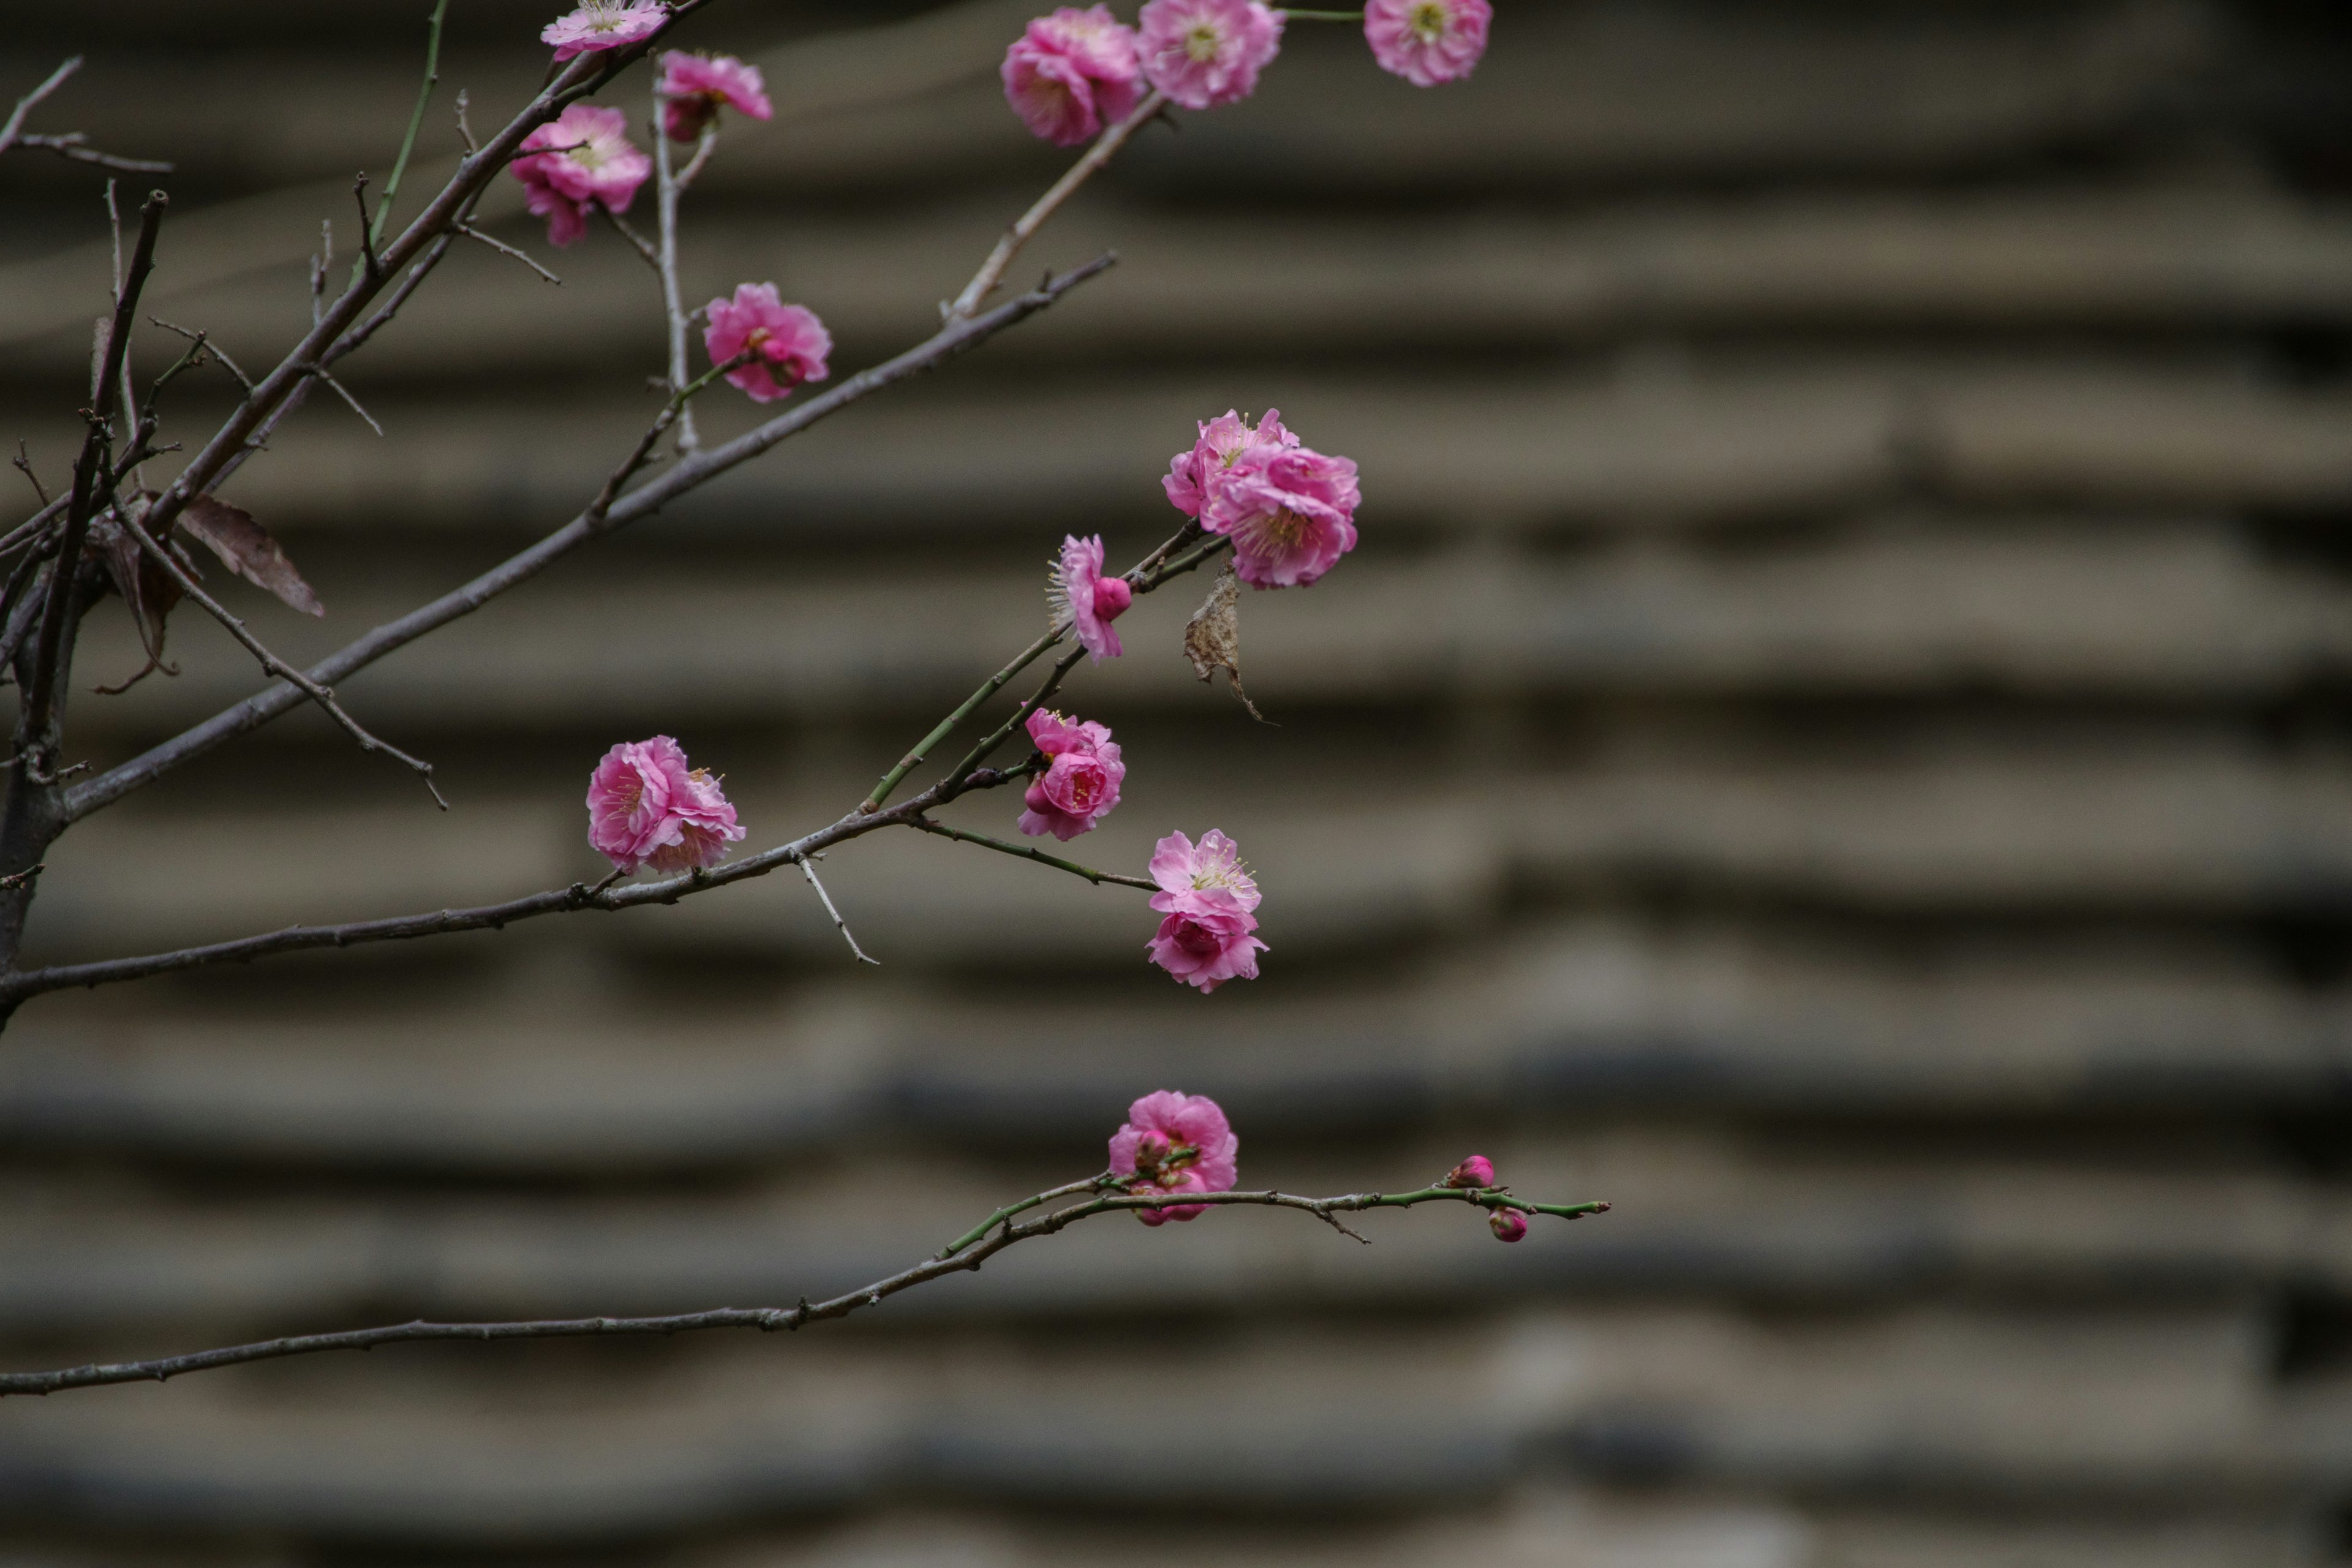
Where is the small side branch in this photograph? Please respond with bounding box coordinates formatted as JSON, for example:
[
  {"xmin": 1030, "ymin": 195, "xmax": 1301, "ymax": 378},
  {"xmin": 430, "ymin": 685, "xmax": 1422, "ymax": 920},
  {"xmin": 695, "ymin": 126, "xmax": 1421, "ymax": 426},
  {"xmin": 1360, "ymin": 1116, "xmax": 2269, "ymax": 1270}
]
[
  {"xmin": 0, "ymin": 57, "xmax": 80, "ymax": 154},
  {"xmin": 793, "ymin": 851, "xmax": 878, "ymax": 965},
  {"xmin": 0, "ymin": 1183, "xmax": 1609, "ymax": 1396},
  {"xmin": 948, "ymin": 89, "xmax": 1166, "ymax": 319},
  {"xmin": 454, "ymin": 223, "xmax": 561, "ymax": 284},
  {"xmin": 908, "ymin": 817, "xmax": 1156, "ymax": 891}
]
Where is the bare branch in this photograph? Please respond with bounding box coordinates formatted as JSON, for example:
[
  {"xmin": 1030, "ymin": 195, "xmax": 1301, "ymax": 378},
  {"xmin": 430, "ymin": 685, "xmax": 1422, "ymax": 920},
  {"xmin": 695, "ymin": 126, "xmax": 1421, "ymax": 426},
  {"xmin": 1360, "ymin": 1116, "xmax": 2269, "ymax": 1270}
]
[
  {"xmin": 600, "ymin": 205, "xmax": 662, "ymax": 270},
  {"xmin": 65, "ymin": 255, "xmax": 1118, "ymax": 823},
  {"xmin": 0, "ymin": 57, "xmax": 80, "ymax": 154},
  {"xmin": 307, "ymin": 364, "xmax": 383, "ymax": 436},
  {"xmin": 908, "ymin": 816, "xmax": 1156, "ymax": 891},
  {"xmin": 453, "ymin": 222, "xmax": 562, "ymax": 284},
  {"xmin": 653, "ymin": 94, "xmax": 705, "ymax": 453},
  {"xmin": 8, "ymin": 134, "xmax": 172, "ymax": 174},
  {"xmin": 115, "ymin": 513, "xmax": 444, "ymax": 808},
  {"xmin": 0, "ymin": 1183, "xmax": 1610, "ymax": 1396},
  {"xmin": 9, "ymin": 444, "xmax": 47, "ymax": 508},
  {"xmin": 795, "ymin": 851, "xmax": 878, "ymax": 965}
]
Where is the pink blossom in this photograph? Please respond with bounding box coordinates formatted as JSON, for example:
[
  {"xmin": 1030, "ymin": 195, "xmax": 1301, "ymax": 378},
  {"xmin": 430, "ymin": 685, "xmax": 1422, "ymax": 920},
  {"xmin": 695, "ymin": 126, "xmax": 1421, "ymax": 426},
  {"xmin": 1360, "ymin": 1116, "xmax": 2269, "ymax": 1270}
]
[
  {"xmin": 1048, "ymin": 534, "xmax": 1133, "ymax": 662},
  {"xmin": 659, "ymin": 52, "xmax": 773, "ymax": 141},
  {"xmin": 1137, "ymin": 0, "xmax": 1283, "ymax": 110},
  {"xmin": 541, "ymin": 1, "xmax": 668, "ymax": 62},
  {"xmin": 1109, "ymin": 1090, "xmax": 1239, "ymax": 1225},
  {"xmin": 1162, "ymin": 407, "xmax": 1298, "ymax": 521},
  {"xmin": 702, "ymin": 284, "xmax": 832, "ymax": 403},
  {"xmin": 586, "ymin": 736, "xmax": 745, "ymax": 875},
  {"xmin": 1001, "ymin": 6, "xmax": 1145, "ymax": 147},
  {"xmin": 1364, "ymin": 0, "xmax": 1491, "ymax": 86},
  {"xmin": 1488, "ymin": 1206, "xmax": 1529, "ymax": 1243},
  {"xmin": 1147, "ymin": 829, "xmax": 1265, "ymax": 993},
  {"xmin": 511, "ymin": 104, "xmax": 650, "ymax": 248},
  {"xmin": 1204, "ymin": 441, "xmax": 1362, "ymax": 589},
  {"xmin": 1446, "ymin": 1155, "xmax": 1496, "ymax": 1189},
  {"xmin": 1017, "ymin": 707, "xmax": 1124, "ymax": 842}
]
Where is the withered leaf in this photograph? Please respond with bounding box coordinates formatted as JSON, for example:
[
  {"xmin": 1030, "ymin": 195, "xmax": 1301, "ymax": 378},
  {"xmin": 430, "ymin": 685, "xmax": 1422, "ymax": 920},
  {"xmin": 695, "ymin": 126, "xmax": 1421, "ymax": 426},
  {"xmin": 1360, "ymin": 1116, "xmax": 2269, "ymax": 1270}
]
[
  {"xmin": 179, "ymin": 494, "xmax": 323, "ymax": 617},
  {"xmin": 1182, "ymin": 562, "xmax": 1267, "ymax": 723},
  {"xmin": 84, "ymin": 494, "xmax": 186, "ymax": 691}
]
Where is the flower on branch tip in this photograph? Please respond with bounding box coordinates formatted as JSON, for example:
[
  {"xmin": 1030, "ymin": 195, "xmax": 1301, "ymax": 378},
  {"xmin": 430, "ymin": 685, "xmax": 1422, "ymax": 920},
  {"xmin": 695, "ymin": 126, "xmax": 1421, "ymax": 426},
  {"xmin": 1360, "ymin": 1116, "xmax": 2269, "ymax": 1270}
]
[
  {"xmin": 1446, "ymin": 1154, "xmax": 1496, "ymax": 1189},
  {"xmin": 703, "ymin": 284, "xmax": 832, "ymax": 403},
  {"xmin": 1163, "ymin": 407, "xmax": 1297, "ymax": 521},
  {"xmin": 1208, "ymin": 439, "xmax": 1361, "ymax": 590},
  {"xmin": 1488, "ymin": 1205, "xmax": 1528, "ymax": 1243},
  {"xmin": 1110, "ymin": 1090, "xmax": 1238, "ymax": 1225},
  {"xmin": 660, "ymin": 51, "xmax": 773, "ymax": 141},
  {"xmin": 587, "ymin": 735, "xmax": 746, "ymax": 874},
  {"xmin": 1147, "ymin": 829, "xmax": 1265, "ymax": 993},
  {"xmin": 1018, "ymin": 708, "xmax": 1124, "ymax": 842},
  {"xmin": 1137, "ymin": 0, "xmax": 1283, "ymax": 110},
  {"xmin": 542, "ymin": 1, "xmax": 669, "ymax": 62},
  {"xmin": 1002, "ymin": 6, "xmax": 1144, "ymax": 147},
  {"xmin": 511, "ymin": 104, "xmax": 650, "ymax": 248},
  {"xmin": 1049, "ymin": 533, "xmax": 1132, "ymax": 662},
  {"xmin": 1365, "ymin": 0, "xmax": 1491, "ymax": 86}
]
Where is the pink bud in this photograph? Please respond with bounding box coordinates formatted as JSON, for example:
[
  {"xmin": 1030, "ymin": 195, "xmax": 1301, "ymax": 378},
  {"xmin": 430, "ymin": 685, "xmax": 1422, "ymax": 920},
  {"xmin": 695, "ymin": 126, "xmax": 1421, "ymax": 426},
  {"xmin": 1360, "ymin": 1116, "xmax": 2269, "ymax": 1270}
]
[
  {"xmin": 1093, "ymin": 574, "xmax": 1133, "ymax": 620},
  {"xmin": 1488, "ymin": 1206, "xmax": 1528, "ymax": 1243},
  {"xmin": 1446, "ymin": 1155, "xmax": 1496, "ymax": 1189}
]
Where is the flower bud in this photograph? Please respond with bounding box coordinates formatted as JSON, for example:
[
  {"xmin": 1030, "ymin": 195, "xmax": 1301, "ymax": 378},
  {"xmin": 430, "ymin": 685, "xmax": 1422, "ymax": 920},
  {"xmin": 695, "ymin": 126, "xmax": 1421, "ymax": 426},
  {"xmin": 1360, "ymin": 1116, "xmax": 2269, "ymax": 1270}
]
[
  {"xmin": 1445, "ymin": 1155, "xmax": 1496, "ymax": 1189},
  {"xmin": 1487, "ymin": 1206, "xmax": 1528, "ymax": 1243},
  {"xmin": 1093, "ymin": 574, "xmax": 1133, "ymax": 620}
]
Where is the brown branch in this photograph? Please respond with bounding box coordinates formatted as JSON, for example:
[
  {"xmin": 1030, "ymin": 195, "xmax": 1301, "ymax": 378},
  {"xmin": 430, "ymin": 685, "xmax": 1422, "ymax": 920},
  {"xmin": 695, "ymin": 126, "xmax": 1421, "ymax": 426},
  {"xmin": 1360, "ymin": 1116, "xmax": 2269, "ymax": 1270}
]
[
  {"xmin": 948, "ymin": 89, "xmax": 1166, "ymax": 318},
  {"xmin": 64, "ymin": 255, "xmax": 1118, "ymax": 824},
  {"xmin": 453, "ymin": 222, "xmax": 562, "ymax": 285},
  {"xmin": 8, "ymin": 134, "xmax": 172, "ymax": 174},
  {"xmin": 0, "ymin": 1184, "xmax": 1609, "ymax": 1396},
  {"xmin": 0, "ymin": 57, "xmax": 79, "ymax": 154}
]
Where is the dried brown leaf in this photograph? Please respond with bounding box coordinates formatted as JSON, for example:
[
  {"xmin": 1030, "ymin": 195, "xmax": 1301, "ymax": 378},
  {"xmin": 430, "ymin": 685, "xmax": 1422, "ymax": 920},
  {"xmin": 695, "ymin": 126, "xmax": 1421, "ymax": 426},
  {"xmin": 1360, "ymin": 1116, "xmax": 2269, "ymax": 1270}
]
[
  {"xmin": 1182, "ymin": 562, "xmax": 1267, "ymax": 723},
  {"xmin": 84, "ymin": 494, "xmax": 185, "ymax": 692},
  {"xmin": 179, "ymin": 494, "xmax": 322, "ymax": 617}
]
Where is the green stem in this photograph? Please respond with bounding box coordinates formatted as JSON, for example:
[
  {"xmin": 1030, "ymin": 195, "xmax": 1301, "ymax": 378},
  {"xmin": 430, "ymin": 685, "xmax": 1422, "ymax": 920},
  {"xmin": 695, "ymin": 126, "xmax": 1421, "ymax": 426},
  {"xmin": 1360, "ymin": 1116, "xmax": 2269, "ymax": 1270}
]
[
  {"xmin": 940, "ymin": 1173, "xmax": 1126, "ymax": 1258},
  {"xmin": 862, "ymin": 629, "xmax": 1063, "ymax": 812},
  {"xmin": 910, "ymin": 818, "xmax": 1156, "ymax": 890},
  {"xmin": 1139, "ymin": 532, "xmax": 1232, "ymax": 591},
  {"xmin": 937, "ymin": 642, "xmax": 1087, "ymax": 800},
  {"xmin": 356, "ymin": 0, "xmax": 450, "ymax": 284}
]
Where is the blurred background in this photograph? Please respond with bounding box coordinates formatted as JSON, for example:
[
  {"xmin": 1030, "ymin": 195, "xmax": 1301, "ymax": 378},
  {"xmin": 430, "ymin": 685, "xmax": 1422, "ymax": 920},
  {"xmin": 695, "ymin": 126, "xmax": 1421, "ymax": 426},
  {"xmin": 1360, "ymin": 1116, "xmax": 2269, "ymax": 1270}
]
[{"xmin": 4, "ymin": 0, "xmax": 2352, "ymax": 1562}]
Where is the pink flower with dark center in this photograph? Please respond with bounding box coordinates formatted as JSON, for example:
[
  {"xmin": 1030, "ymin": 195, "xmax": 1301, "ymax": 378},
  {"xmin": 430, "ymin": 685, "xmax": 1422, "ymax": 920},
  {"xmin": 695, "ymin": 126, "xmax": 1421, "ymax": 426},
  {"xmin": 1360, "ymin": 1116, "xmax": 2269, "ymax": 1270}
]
[
  {"xmin": 1446, "ymin": 1155, "xmax": 1496, "ymax": 1189},
  {"xmin": 1109, "ymin": 1089, "xmax": 1239, "ymax": 1225},
  {"xmin": 1488, "ymin": 1206, "xmax": 1529, "ymax": 1243},
  {"xmin": 542, "ymin": 1, "xmax": 668, "ymax": 62},
  {"xmin": 1017, "ymin": 707, "xmax": 1123, "ymax": 841},
  {"xmin": 659, "ymin": 52, "xmax": 774, "ymax": 141},
  {"xmin": 586, "ymin": 736, "xmax": 745, "ymax": 874},
  {"xmin": 1147, "ymin": 829, "xmax": 1265, "ymax": 993},
  {"xmin": 1001, "ymin": 6, "xmax": 1145, "ymax": 147},
  {"xmin": 1364, "ymin": 0, "xmax": 1491, "ymax": 86},
  {"xmin": 1162, "ymin": 407, "xmax": 1297, "ymax": 521},
  {"xmin": 703, "ymin": 283, "xmax": 832, "ymax": 403},
  {"xmin": 1047, "ymin": 533, "xmax": 1133, "ymax": 662},
  {"xmin": 1203, "ymin": 441, "xmax": 1362, "ymax": 589},
  {"xmin": 511, "ymin": 104, "xmax": 650, "ymax": 248},
  {"xmin": 1137, "ymin": 0, "xmax": 1283, "ymax": 110}
]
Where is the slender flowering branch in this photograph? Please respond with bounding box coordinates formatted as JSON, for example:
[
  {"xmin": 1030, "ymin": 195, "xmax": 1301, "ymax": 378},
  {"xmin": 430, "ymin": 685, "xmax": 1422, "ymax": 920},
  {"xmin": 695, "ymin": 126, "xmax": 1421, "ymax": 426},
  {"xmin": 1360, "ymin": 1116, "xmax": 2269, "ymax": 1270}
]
[
  {"xmin": 0, "ymin": 1182, "xmax": 1608, "ymax": 1396},
  {"xmin": 908, "ymin": 817, "xmax": 1158, "ymax": 889}
]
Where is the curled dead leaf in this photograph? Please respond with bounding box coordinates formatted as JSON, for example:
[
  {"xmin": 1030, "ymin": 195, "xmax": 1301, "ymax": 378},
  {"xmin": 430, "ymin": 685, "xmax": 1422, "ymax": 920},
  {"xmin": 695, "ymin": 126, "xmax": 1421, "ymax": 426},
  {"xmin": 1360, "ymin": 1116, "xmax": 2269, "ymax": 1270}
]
[
  {"xmin": 84, "ymin": 493, "xmax": 187, "ymax": 693},
  {"xmin": 179, "ymin": 494, "xmax": 322, "ymax": 617},
  {"xmin": 1182, "ymin": 562, "xmax": 1267, "ymax": 723}
]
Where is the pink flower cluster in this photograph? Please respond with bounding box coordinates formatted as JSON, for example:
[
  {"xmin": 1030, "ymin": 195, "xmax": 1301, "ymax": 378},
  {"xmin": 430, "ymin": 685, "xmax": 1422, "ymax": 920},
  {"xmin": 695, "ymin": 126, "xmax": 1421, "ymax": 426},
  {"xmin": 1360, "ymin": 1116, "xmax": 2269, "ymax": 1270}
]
[
  {"xmin": 586, "ymin": 736, "xmax": 745, "ymax": 875},
  {"xmin": 511, "ymin": 104, "xmax": 650, "ymax": 248},
  {"xmin": 1048, "ymin": 534, "xmax": 1133, "ymax": 662},
  {"xmin": 1164, "ymin": 409, "xmax": 1361, "ymax": 589},
  {"xmin": 541, "ymin": 1, "xmax": 668, "ymax": 62},
  {"xmin": 1147, "ymin": 829, "xmax": 1265, "ymax": 992},
  {"xmin": 658, "ymin": 51, "xmax": 772, "ymax": 141},
  {"xmin": 1109, "ymin": 1090, "xmax": 1238, "ymax": 1224},
  {"xmin": 1019, "ymin": 709, "xmax": 1125, "ymax": 842},
  {"xmin": 1364, "ymin": 0, "xmax": 1492, "ymax": 86},
  {"xmin": 1001, "ymin": 6, "xmax": 1145, "ymax": 147},
  {"xmin": 703, "ymin": 284, "xmax": 831, "ymax": 403}
]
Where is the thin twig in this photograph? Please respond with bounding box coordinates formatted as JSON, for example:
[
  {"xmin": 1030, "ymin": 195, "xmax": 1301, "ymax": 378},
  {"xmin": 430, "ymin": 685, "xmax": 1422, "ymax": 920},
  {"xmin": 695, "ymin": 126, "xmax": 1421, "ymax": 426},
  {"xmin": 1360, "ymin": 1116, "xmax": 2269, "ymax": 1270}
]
[
  {"xmin": 0, "ymin": 57, "xmax": 80, "ymax": 155},
  {"xmin": 306, "ymin": 364, "xmax": 383, "ymax": 437},
  {"xmin": 0, "ymin": 1183, "xmax": 1610, "ymax": 1396},
  {"xmin": 453, "ymin": 222, "xmax": 561, "ymax": 284},
  {"xmin": 351, "ymin": 176, "xmax": 381, "ymax": 277},
  {"xmin": 454, "ymin": 90, "xmax": 478, "ymax": 155},
  {"xmin": 908, "ymin": 817, "xmax": 1155, "ymax": 890},
  {"xmin": 794, "ymin": 851, "xmax": 878, "ymax": 965},
  {"xmin": 601, "ymin": 206, "xmax": 662, "ymax": 270},
  {"xmin": 8, "ymin": 134, "xmax": 172, "ymax": 175},
  {"xmin": 948, "ymin": 88, "xmax": 1164, "ymax": 319},
  {"xmin": 368, "ymin": 0, "xmax": 450, "ymax": 255},
  {"xmin": 151, "ymin": 318, "xmax": 255, "ymax": 393},
  {"xmin": 653, "ymin": 96, "xmax": 704, "ymax": 453},
  {"xmin": 9, "ymin": 445, "xmax": 46, "ymax": 508},
  {"xmin": 115, "ymin": 512, "xmax": 445, "ymax": 809}
]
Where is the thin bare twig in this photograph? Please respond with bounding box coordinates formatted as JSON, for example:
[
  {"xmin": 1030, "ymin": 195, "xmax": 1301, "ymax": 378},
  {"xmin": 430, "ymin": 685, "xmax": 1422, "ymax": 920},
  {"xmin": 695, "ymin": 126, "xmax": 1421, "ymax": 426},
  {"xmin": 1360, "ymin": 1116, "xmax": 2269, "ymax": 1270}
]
[
  {"xmin": 0, "ymin": 1183, "xmax": 1610, "ymax": 1395},
  {"xmin": 9, "ymin": 445, "xmax": 46, "ymax": 508},
  {"xmin": 151, "ymin": 318, "xmax": 255, "ymax": 393},
  {"xmin": 454, "ymin": 89, "xmax": 478, "ymax": 155},
  {"xmin": 115, "ymin": 512, "xmax": 445, "ymax": 809},
  {"xmin": 794, "ymin": 851, "xmax": 878, "ymax": 965},
  {"xmin": 306, "ymin": 364, "xmax": 383, "ymax": 437},
  {"xmin": 351, "ymin": 176, "xmax": 381, "ymax": 277},
  {"xmin": 653, "ymin": 96, "xmax": 707, "ymax": 453},
  {"xmin": 0, "ymin": 57, "xmax": 79, "ymax": 154},
  {"xmin": 454, "ymin": 222, "xmax": 561, "ymax": 284},
  {"xmin": 909, "ymin": 818, "xmax": 1157, "ymax": 890},
  {"xmin": 948, "ymin": 89, "xmax": 1165, "ymax": 319},
  {"xmin": 601, "ymin": 205, "xmax": 662, "ymax": 270}
]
